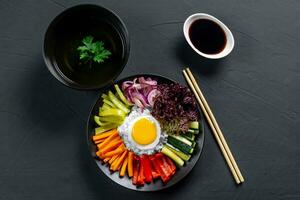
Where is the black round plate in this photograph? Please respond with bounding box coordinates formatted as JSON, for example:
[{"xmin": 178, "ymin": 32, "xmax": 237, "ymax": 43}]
[{"xmin": 86, "ymin": 74, "xmax": 205, "ymax": 191}]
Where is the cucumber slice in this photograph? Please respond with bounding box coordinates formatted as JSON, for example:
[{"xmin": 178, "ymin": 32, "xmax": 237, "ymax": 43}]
[
  {"xmin": 188, "ymin": 129, "xmax": 199, "ymax": 134},
  {"xmin": 191, "ymin": 141, "xmax": 196, "ymax": 148},
  {"xmin": 181, "ymin": 132, "xmax": 195, "ymax": 141},
  {"xmin": 189, "ymin": 121, "xmax": 199, "ymax": 129},
  {"xmin": 167, "ymin": 137, "xmax": 194, "ymax": 154},
  {"xmin": 161, "ymin": 146, "xmax": 184, "ymax": 167},
  {"xmin": 170, "ymin": 135, "xmax": 193, "ymax": 146},
  {"xmin": 166, "ymin": 144, "xmax": 191, "ymax": 161}
]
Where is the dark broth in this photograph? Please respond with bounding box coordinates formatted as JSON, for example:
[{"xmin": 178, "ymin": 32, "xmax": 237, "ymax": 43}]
[
  {"xmin": 54, "ymin": 15, "xmax": 124, "ymax": 86},
  {"xmin": 189, "ymin": 19, "xmax": 226, "ymax": 54}
]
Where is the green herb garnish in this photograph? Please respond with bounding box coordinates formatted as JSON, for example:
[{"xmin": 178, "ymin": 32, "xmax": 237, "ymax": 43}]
[{"xmin": 77, "ymin": 36, "xmax": 111, "ymax": 64}]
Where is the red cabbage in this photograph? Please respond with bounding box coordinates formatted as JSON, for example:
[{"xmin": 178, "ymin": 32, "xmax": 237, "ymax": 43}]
[{"xmin": 151, "ymin": 83, "xmax": 199, "ymax": 134}]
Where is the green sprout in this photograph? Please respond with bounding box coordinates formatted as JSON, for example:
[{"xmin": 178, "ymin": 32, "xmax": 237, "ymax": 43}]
[{"xmin": 77, "ymin": 36, "xmax": 111, "ymax": 66}]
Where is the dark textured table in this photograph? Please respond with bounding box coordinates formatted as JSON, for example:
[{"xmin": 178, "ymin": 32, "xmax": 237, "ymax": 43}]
[{"xmin": 0, "ymin": 0, "xmax": 299, "ymax": 199}]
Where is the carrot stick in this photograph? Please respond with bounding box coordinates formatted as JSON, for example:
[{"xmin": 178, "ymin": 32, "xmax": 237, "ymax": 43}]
[
  {"xmin": 97, "ymin": 131, "xmax": 119, "ymax": 149},
  {"xmin": 103, "ymin": 157, "xmax": 111, "ymax": 163},
  {"xmin": 112, "ymin": 150, "xmax": 128, "ymax": 171},
  {"xmin": 98, "ymin": 136, "xmax": 120, "ymax": 151},
  {"xmin": 110, "ymin": 154, "xmax": 122, "ymax": 170},
  {"xmin": 104, "ymin": 144, "xmax": 125, "ymax": 158},
  {"xmin": 96, "ymin": 150, "xmax": 103, "ymax": 159},
  {"xmin": 99, "ymin": 139, "xmax": 122, "ymax": 155},
  {"xmin": 95, "ymin": 138, "xmax": 105, "ymax": 144},
  {"xmin": 93, "ymin": 129, "xmax": 117, "ymax": 141},
  {"xmin": 127, "ymin": 152, "xmax": 134, "ymax": 177},
  {"xmin": 120, "ymin": 157, "xmax": 128, "ymax": 177},
  {"xmin": 109, "ymin": 154, "xmax": 120, "ymax": 165}
]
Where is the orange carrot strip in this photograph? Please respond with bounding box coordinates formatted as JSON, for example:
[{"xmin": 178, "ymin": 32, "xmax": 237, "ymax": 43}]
[
  {"xmin": 96, "ymin": 150, "xmax": 103, "ymax": 159},
  {"xmin": 97, "ymin": 136, "xmax": 120, "ymax": 154},
  {"xmin": 103, "ymin": 157, "xmax": 111, "ymax": 163},
  {"xmin": 110, "ymin": 149, "xmax": 127, "ymax": 171},
  {"xmin": 104, "ymin": 144, "xmax": 125, "ymax": 158},
  {"xmin": 110, "ymin": 154, "xmax": 122, "ymax": 170},
  {"xmin": 120, "ymin": 157, "xmax": 128, "ymax": 177},
  {"xmin": 93, "ymin": 129, "xmax": 117, "ymax": 141},
  {"xmin": 109, "ymin": 154, "xmax": 120, "ymax": 165},
  {"xmin": 97, "ymin": 131, "xmax": 119, "ymax": 149},
  {"xmin": 95, "ymin": 138, "xmax": 105, "ymax": 144},
  {"xmin": 127, "ymin": 151, "xmax": 134, "ymax": 177},
  {"xmin": 99, "ymin": 139, "xmax": 122, "ymax": 155},
  {"xmin": 112, "ymin": 150, "xmax": 128, "ymax": 171}
]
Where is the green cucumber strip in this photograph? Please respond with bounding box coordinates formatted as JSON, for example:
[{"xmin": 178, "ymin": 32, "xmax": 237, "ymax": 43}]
[
  {"xmin": 170, "ymin": 135, "xmax": 193, "ymax": 146},
  {"xmin": 188, "ymin": 129, "xmax": 199, "ymax": 134},
  {"xmin": 181, "ymin": 132, "xmax": 195, "ymax": 141},
  {"xmin": 189, "ymin": 121, "xmax": 199, "ymax": 129},
  {"xmin": 161, "ymin": 146, "xmax": 184, "ymax": 166},
  {"xmin": 167, "ymin": 137, "xmax": 194, "ymax": 154},
  {"xmin": 165, "ymin": 144, "xmax": 191, "ymax": 161},
  {"xmin": 191, "ymin": 141, "xmax": 196, "ymax": 148}
]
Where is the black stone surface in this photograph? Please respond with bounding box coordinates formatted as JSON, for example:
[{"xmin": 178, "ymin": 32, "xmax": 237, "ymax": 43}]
[{"xmin": 0, "ymin": 0, "xmax": 299, "ymax": 199}]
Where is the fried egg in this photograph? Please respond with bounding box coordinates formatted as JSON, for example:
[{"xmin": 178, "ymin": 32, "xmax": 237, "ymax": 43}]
[{"xmin": 118, "ymin": 106, "xmax": 167, "ymax": 155}]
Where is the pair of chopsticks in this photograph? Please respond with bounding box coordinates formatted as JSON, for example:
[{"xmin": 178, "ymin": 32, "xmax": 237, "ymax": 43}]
[{"xmin": 183, "ymin": 68, "xmax": 244, "ymax": 184}]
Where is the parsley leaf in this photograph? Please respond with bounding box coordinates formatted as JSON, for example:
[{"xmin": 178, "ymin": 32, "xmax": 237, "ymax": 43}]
[{"xmin": 77, "ymin": 36, "xmax": 111, "ymax": 64}]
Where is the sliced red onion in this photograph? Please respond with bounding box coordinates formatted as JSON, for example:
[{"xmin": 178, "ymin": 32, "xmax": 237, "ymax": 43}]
[
  {"xmin": 132, "ymin": 92, "xmax": 149, "ymax": 107},
  {"xmin": 121, "ymin": 77, "xmax": 158, "ymax": 108},
  {"xmin": 132, "ymin": 98, "xmax": 144, "ymax": 109},
  {"xmin": 122, "ymin": 81, "xmax": 133, "ymax": 91},
  {"xmin": 141, "ymin": 86, "xmax": 154, "ymax": 97},
  {"xmin": 147, "ymin": 89, "xmax": 160, "ymax": 107},
  {"xmin": 138, "ymin": 77, "xmax": 157, "ymax": 86}
]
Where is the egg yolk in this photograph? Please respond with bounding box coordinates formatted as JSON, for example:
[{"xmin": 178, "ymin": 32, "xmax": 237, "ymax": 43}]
[{"xmin": 132, "ymin": 118, "xmax": 157, "ymax": 145}]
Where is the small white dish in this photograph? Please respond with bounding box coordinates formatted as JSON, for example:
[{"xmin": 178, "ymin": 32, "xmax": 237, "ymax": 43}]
[{"xmin": 183, "ymin": 13, "xmax": 235, "ymax": 59}]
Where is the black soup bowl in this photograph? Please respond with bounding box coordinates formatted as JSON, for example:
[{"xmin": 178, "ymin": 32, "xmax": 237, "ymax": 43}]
[{"xmin": 43, "ymin": 4, "xmax": 130, "ymax": 90}]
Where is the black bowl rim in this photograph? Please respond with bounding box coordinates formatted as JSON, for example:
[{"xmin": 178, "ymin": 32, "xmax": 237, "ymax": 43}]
[
  {"xmin": 43, "ymin": 4, "xmax": 130, "ymax": 90},
  {"xmin": 86, "ymin": 73, "xmax": 205, "ymax": 191}
]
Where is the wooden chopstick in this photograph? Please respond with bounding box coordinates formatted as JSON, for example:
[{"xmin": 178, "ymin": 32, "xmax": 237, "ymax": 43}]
[
  {"xmin": 185, "ymin": 68, "xmax": 244, "ymax": 183},
  {"xmin": 183, "ymin": 68, "xmax": 244, "ymax": 184}
]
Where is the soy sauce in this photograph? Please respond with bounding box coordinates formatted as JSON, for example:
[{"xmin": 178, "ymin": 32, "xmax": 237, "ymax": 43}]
[{"xmin": 189, "ymin": 19, "xmax": 226, "ymax": 54}]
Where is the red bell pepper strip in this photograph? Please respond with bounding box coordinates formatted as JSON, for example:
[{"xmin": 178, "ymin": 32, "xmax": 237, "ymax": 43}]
[
  {"xmin": 151, "ymin": 153, "xmax": 171, "ymax": 183},
  {"xmin": 141, "ymin": 155, "xmax": 152, "ymax": 183},
  {"xmin": 149, "ymin": 155, "xmax": 160, "ymax": 179},
  {"xmin": 163, "ymin": 155, "xmax": 176, "ymax": 176},
  {"xmin": 132, "ymin": 155, "xmax": 139, "ymax": 185},
  {"xmin": 137, "ymin": 158, "xmax": 145, "ymax": 186}
]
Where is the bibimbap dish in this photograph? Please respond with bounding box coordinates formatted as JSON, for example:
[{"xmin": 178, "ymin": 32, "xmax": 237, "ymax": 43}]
[{"xmin": 87, "ymin": 75, "xmax": 204, "ymax": 191}]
